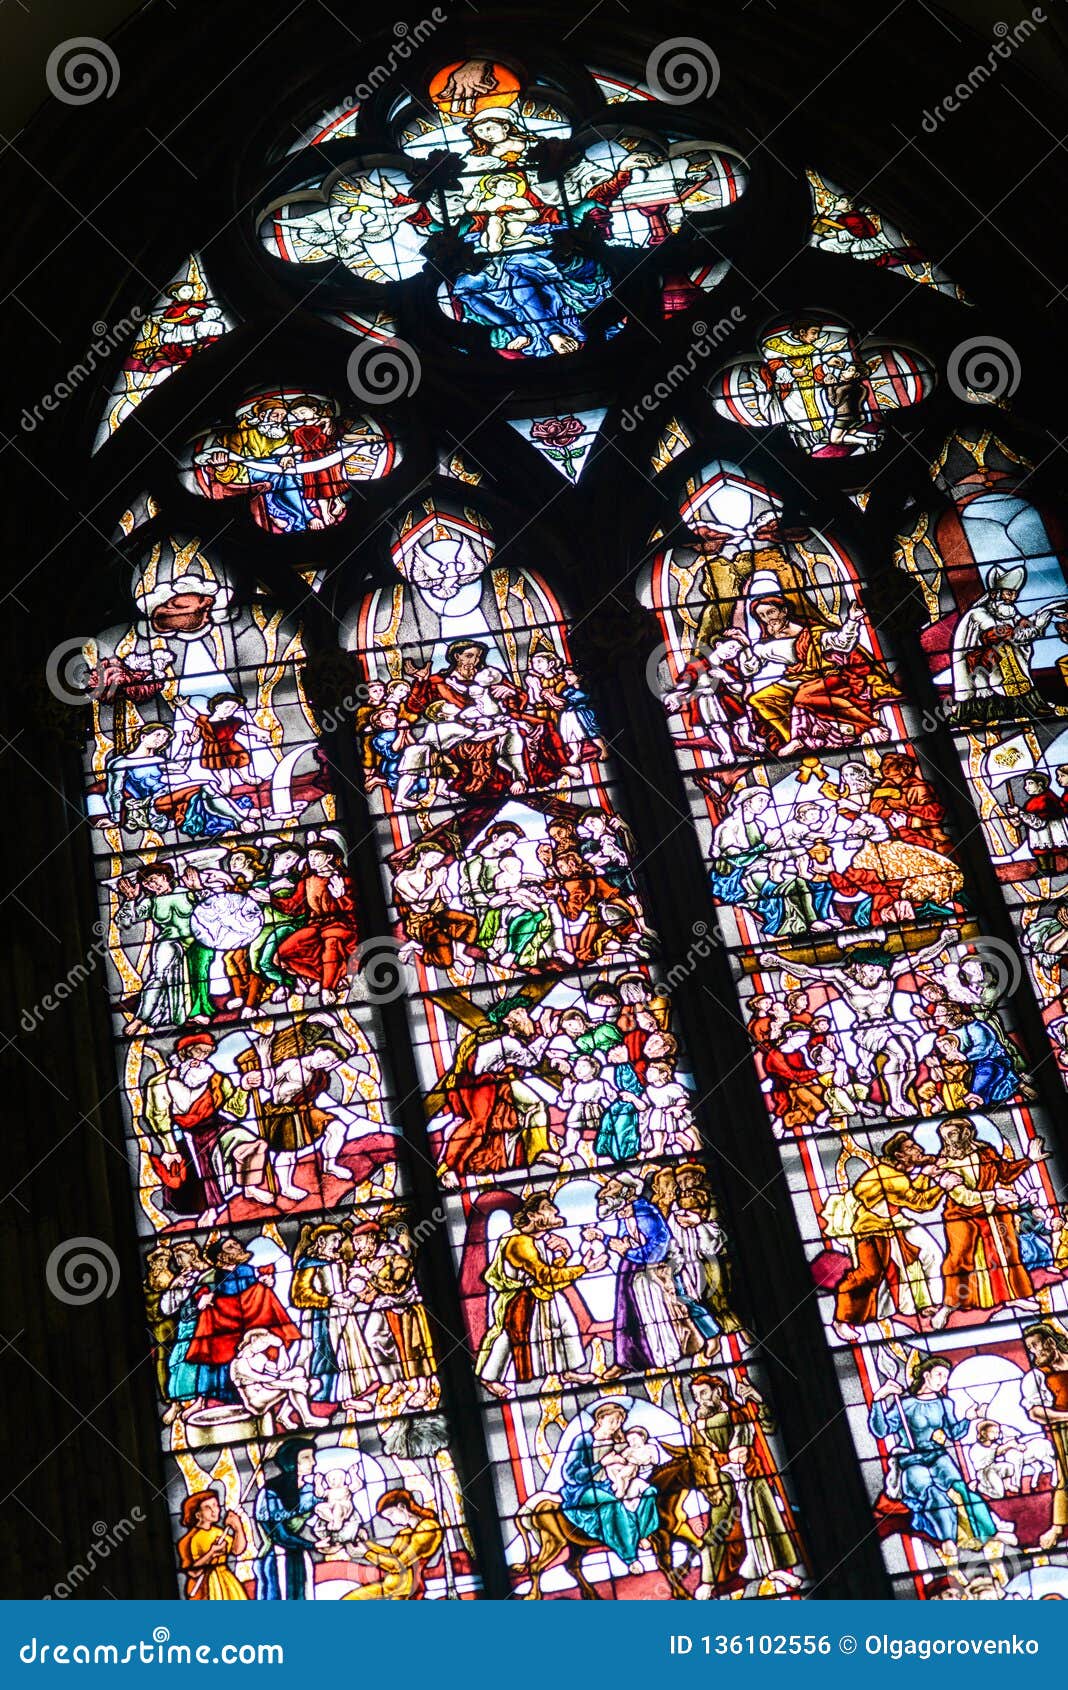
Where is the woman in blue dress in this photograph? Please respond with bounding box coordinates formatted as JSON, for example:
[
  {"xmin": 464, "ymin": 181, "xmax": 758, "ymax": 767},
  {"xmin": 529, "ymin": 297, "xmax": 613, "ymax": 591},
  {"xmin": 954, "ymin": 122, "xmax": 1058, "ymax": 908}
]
[
  {"xmin": 559, "ymin": 1400, "xmax": 660, "ymax": 1572},
  {"xmin": 944, "ymin": 1004, "xmax": 1024, "ymax": 1105},
  {"xmin": 451, "ymin": 241, "xmax": 613, "ymax": 359},
  {"xmin": 869, "ymin": 1355, "xmax": 1014, "ymax": 1554},
  {"xmin": 103, "ymin": 723, "xmax": 253, "ymax": 840}
]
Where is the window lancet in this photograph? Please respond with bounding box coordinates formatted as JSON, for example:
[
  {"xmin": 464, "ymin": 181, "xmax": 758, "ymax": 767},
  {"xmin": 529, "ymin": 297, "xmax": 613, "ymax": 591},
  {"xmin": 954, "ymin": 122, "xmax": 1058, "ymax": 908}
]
[
  {"xmin": 81, "ymin": 536, "xmax": 481, "ymax": 1600},
  {"xmin": 805, "ymin": 168, "xmax": 971, "ymax": 301},
  {"xmin": 896, "ymin": 431, "xmax": 1068, "ymax": 1090},
  {"xmin": 640, "ymin": 458, "xmax": 1068, "ymax": 1598},
  {"xmin": 94, "ymin": 256, "xmax": 233, "ymax": 453}
]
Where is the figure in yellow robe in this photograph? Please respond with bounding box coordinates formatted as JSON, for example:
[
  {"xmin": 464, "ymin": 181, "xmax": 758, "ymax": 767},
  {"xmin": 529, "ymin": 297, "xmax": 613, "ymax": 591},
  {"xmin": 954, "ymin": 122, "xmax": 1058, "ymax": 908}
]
[
  {"xmin": 343, "ymin": 1491, "xmax": 444, "ymax": 1600},
  {"xmin": 176, "ymin": 1492, "xmax": 248, "ymax": 1600}
]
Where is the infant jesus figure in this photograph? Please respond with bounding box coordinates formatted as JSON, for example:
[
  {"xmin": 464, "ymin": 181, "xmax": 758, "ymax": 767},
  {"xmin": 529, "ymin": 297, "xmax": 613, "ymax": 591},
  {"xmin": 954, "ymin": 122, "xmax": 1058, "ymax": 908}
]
[{"xmin": 600, "ymin": 1427, "xmax": 660, "ymax": 1504}]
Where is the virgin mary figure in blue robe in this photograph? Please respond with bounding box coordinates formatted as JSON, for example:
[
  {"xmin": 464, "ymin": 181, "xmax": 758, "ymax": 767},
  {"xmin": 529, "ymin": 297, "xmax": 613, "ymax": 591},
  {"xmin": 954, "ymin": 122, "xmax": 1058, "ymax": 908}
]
[
  {"xmin": 559, "ymin": 1415, "xmax": 659, "ymax": 1566},
  {"xmin": 451, "ymin": 249, "xmax": 612, "ymax": 358}
]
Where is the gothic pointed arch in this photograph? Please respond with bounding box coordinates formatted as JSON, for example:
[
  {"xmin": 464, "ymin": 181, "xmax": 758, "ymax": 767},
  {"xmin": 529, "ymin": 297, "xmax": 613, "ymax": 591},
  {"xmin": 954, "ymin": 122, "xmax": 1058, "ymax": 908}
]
[{"xmin": 9, "ymin": 1, "xmax": 1068, "ymax": 1605}]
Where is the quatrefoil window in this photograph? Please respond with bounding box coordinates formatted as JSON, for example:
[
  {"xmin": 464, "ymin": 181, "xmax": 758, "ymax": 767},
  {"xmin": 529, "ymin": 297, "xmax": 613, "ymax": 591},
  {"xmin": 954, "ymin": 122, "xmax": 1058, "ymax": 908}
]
[
  {"xmin": 711, "ymin": 316, "xmax": 934, "ymax": 458},
  {"xmin": 258, "ymin": 57, "xmax": 747, "ymax": 359}
]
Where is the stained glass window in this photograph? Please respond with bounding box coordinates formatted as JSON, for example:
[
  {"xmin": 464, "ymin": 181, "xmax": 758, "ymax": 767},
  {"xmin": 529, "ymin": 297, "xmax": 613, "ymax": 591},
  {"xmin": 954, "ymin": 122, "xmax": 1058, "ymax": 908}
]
[
  {"xmin": 81, "ymin": 535, "xmax": 481, "ymax": 1599},
  {"xmin": 710, "ymin": 318, "xmax": 933, "ymax": 459},
  {"xmin": 68, "ymin": 29, "xmax": 1068, "ymax": 1605},
  {"xmin": 640, "ymin": 455, "xmax": 1068, "ymax": 1598},
  {"xmin": 896, "ymin": 429, "xmax": 1068, "ymax": 1086},
  {"xmin": 257, "ymin": 61, "xmax": 747, "ymax": 362},
  {"xmin": 95, "ymin": 257, "xmax": 233, "ymax": 452},
  {"xmin": 340, "ymin": 496, "xmax": 807, "ymax": 1598},
  {"xmin": 180, "ymin": 391, "xmax": 399, "ymax": 535},
  {"xmin": 805, "ymin": 169, "xmax": 970, "ymax": 300}
]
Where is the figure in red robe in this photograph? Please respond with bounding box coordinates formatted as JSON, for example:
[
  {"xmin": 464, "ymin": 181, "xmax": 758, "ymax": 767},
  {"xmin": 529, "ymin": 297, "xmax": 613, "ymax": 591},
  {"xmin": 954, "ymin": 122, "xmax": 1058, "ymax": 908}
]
[
  {"xmin": 932, "ymin": 1118, "xmax": 1038, "ymax": 1322},
  {"xmin": 871, "ymin": 752, "xmax": 955, "ymax": 856},
  {"xmin": 274, "ymin": 844, "xmax": 360, "ymax": 998},
  {"xmin": 763, "ymin": 1026, "xmax": 825, "ymax": 1133},
  {"xmin": 290, "ymin": 400, "xmax": 350, "ymax": 527},
  {"xmin": 189, "ymin": 693, "xmax": 251, "ymax": 774},
  {"xmin": 185, "ymin": 1237, "xmax": 300, "ymax": 1400}
]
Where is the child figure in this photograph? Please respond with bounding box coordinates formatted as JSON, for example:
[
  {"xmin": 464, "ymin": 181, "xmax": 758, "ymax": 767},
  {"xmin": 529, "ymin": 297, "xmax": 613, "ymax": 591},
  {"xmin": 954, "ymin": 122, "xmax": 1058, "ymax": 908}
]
[
  {"xmin": 468, "ymin": 172, "xmax": 544, "ymax": 253},
  {"xmin": 642, "ymin": 1062, "xmax": 698, "ymax": 1156},
  {"xmin": 662, "ymin": 632, "xmax": 763, "ymax": 759},
  {"xmin": 313, "ymin": 1466, "xmax": 358, "ymax": 1541},
  {"xmin": 927, "ymin": 1032, "xmax": 976, "ymax": 1112},
  {"xmin": 559, "ymin": 1054, "xmax": 640, "ymax": 1162},
  {"xmin": 559, "ymin": 1053, "xmax": 612, "ymax": 1148},
  {"xmin": 368, "ymin": 706, "xmax": 406, "ymax": 792},
  {"xmin": 970, "ymin": 1420, "xmax": 1029, "ymax": 1501},
  {"xmin": 811, "ymin": 1042, "xmax": 857, "ymax": 1129},
  {"xmin": 355, "ymin": 681, "xmax": 388, "ymax": 777},
  {"xmin": 394, "ymin": 718, "xmax": 442, "ymax": 809},
  {"xmin": 385, "ymin": 678, "xmax": 414, "ymax": 712},
  {"xmin": 600, "ymin": 1427, "xmax": 660, "ymax": 1502},
  {"xmin": 178, "ymin": 692, "xmax": 276, "ymax": 796},
  {"xmin": 558, "ymin": 666, "xmax": 605, "ymax": 764},
  {"xmin": 485, "ymin": 851, "xmax": 555, "ymax": 969},
  {"xmin": 794, "ymin": 800, "xmax": 838, "ymax": 929}
]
